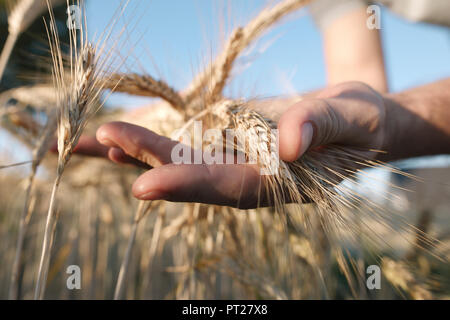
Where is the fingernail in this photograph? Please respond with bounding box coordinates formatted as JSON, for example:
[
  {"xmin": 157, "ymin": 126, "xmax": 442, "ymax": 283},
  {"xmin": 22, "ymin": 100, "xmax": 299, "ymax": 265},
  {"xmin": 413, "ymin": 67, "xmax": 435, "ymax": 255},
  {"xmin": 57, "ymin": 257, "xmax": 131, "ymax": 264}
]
[
  {"xmin": 96, "ymin": 130, "xmax": 111, "ymax": 144},
  {"xmin": 136, "ymin": 190, "xmax": 168, "ymax": 200},
  {"xmin": 97, "ymin": 136, "xmax": 111, "ymax": 145},
  {"xmin": 298, "ymin": 122, "xmax": 313, "ymax": 158}
]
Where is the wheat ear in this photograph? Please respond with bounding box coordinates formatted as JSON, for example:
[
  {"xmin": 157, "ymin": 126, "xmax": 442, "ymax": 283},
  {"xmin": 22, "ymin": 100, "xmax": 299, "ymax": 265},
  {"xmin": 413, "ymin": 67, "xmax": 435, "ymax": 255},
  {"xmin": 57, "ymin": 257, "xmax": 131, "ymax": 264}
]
[
  {"xmin": 207, "ymin": 99, "xmax": 439, "ymax": 263},
  {"xmin": 34, "ymin": 0, "xmax": 120, "ymax": 299},
  {"xmin": 184, "ymin": 0, "xmax": 311, "ymax": 107},
  {"xmin": 104, "ymin": 73, "xmax": 185, "ymax": 112}
]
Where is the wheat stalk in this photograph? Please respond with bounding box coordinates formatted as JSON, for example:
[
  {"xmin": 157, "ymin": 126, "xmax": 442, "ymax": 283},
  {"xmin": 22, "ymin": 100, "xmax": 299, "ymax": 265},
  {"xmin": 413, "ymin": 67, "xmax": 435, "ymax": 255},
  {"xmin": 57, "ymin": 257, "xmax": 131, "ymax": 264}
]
[
  {"xmin": 9, "ymin": 113, "xmax": 56, "ymax": 300},
  {"xmin": 0, "ymin": 160, "xmax": 33, "ymax": 169},
  {"xmin": 140, "ymin": 203, "xmax": 166, "ymax": 298},
  {"xmin": 114, "ymin": 200, "xmax": 152, "ymax": 300},
  {"xmin": 34, "ymin": 0, "xmax": 122, "ymax": 299}
]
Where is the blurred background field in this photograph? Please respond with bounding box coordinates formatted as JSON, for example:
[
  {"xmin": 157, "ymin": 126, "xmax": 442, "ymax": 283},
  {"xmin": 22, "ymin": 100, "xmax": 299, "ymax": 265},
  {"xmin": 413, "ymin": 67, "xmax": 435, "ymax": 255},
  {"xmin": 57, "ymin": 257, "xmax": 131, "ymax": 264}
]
[{"xmin": 0, "ymin": 0, "xmax": 449, "ymax": 299}]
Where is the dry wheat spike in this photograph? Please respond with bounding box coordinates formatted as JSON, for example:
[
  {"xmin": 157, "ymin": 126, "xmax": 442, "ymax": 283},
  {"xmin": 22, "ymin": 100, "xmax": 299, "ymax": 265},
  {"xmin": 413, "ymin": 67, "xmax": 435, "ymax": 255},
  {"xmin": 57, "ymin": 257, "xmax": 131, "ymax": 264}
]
[
  {"xmin": 104, "ymin": 73, "xmax": 185, "ymax": 112},
  {"xmin": 103, "ymin": 0, "xmax": 310, "ymax": 116},
  {"xmin": 34, "ymin": 0, "xmax": 123, "ymax": 299},
  {"xmin": 184, "ymin": 0, "xmax": 311, "ymax": 108}
]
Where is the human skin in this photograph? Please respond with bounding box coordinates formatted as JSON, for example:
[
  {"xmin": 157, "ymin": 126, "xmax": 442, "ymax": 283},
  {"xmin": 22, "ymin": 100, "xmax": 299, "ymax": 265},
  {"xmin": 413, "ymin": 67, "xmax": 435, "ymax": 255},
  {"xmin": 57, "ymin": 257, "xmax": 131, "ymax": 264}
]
[
  {"xmin": 72, "ymin": 79, "xmax": 450, "ymax": 208},
  {"xmin": 322, "ymin": 7, "xmax": 388, "ymax": 93}
]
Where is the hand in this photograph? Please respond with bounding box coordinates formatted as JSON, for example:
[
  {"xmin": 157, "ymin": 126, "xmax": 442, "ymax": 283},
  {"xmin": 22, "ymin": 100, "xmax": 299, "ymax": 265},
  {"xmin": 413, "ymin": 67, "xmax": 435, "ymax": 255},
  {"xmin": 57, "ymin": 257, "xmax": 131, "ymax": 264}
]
[
  {"xmin": 278, "ymin": 81, "xmax": 387, "ymax": 163},
  {"xmin": 72, "ymin": 81, "xmax": 389, "ymax": 208},
  {"xmin": 95, "ymin": 122, "xmax": 266, "ymax": 209}
]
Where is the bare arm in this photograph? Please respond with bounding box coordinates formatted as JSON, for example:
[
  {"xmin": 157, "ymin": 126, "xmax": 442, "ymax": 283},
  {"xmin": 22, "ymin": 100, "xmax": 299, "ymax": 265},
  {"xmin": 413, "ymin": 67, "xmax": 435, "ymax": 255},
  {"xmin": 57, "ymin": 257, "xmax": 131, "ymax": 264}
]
[
  {"xmin": 321, "ymin": 6, "xmax": 388, "ymax": 92},
  {"xmin": 278, "ymin": 79, "xmax": 450, "ymax": 164},
  {"xmin": 70, "ymin": 79, "xmax": 450, "ymax": 208},
  {"xmin": 382, "ymin": 78, "xmax": 450, "ymax": 161}
]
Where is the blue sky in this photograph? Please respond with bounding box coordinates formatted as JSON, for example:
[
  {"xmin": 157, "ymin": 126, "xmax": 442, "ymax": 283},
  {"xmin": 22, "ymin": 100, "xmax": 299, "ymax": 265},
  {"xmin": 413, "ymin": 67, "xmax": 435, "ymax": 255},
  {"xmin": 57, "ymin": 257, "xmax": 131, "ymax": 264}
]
[{"xmin": 85, "ymin": 0, "xmax": 450, "ymax": 108}]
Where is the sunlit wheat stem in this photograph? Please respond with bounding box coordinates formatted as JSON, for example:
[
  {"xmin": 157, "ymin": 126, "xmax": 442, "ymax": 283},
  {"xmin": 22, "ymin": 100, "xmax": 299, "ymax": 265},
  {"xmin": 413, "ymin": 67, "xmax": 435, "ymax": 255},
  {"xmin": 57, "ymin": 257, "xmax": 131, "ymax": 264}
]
[
  {"xmin": 114, "ymin": 200, "xmax": 152, "ymax": 299},
  {"xmin": 35, "ymin": 0, "xmax": 123, "ymax": 299},
  {"xmin": 34, "ymin": 174, "xmax": 61, "ymax": 299},
  {"xmin": 10, "ymin": 115, "xmax": 56, "ymax": 300},
  {"xmin": 0, "ymin": 160, "xmax": 33, "ymax": 169},
  {"xmin": 9, "ymin": 172, "xmax": 34, "ymax": 300}
]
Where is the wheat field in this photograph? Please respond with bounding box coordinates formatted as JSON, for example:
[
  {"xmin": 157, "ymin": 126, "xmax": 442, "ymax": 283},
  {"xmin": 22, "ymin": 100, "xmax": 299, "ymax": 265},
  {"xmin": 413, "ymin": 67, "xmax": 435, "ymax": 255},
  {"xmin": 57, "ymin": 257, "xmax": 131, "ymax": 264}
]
[{"xmin": 0, "ymin": 0, "xmax": 448, "ymax": 300}]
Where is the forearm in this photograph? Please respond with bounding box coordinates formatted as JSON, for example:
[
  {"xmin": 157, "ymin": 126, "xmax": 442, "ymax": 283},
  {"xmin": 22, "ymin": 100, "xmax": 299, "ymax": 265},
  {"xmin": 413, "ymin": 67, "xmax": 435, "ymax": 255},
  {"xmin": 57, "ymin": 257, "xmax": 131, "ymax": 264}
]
[
  {"xmin": 381, "ymin": 78, "xmax": 450, "ymax": 161},
  {"xmin": 323, "ymin": 7, "xmax": 388, "ymax": 93}
]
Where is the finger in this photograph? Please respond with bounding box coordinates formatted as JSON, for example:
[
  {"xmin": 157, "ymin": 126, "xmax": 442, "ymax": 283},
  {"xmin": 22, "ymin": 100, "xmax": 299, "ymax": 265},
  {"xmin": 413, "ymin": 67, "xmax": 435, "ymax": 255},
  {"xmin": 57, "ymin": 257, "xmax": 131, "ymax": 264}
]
[
  {"xmin": 69, "ymin": 136, "xmax": 110, "ymax": 158},
  {"xmin": 132, "ymin": 163, "xmax": 266, "ymax": 209},
  {"xmin": 278, "ymin": 82, "xmax": 386, "ymax": 162},
  {"xmin": 96, "ymin": 121, "xmax": 179, "ymax": 167},
  {"xmin": 108, "ymin": 147, "xmax": 151, "ymax": 169},
  {"xmin": 50, "ymin": 140, "xmax": 58, "ymax": 153},
  {"xmin": 278, "ymin": 98, "xmax": 355, "ymax": 162},
  {"xmin": 278, "ymin": 99, "xmax": 326, "ymax": 162}
]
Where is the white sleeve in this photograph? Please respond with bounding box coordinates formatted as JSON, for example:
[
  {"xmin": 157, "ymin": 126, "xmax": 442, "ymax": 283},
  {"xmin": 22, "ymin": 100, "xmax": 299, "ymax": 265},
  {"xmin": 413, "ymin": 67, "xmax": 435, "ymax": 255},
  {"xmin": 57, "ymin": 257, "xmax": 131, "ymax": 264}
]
[
  {"xmin": 309, "ymin": 0, "xmax": 369, "ymax": 32},
  {"xmin": 383, "ymin": 0, "xmax": 450, "ymax": 27}
]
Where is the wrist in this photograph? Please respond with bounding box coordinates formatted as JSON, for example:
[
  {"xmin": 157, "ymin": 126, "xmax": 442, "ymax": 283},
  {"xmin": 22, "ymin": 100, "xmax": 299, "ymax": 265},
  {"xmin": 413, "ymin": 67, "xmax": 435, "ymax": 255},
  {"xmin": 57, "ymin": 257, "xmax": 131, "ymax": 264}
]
[
  {"xmin": 380, "ymin": 81, "xmax": 450, "ymax": 161},
  {"xmin": 379, "ymin": 93, "xmax": 412, "ymax": 162}
]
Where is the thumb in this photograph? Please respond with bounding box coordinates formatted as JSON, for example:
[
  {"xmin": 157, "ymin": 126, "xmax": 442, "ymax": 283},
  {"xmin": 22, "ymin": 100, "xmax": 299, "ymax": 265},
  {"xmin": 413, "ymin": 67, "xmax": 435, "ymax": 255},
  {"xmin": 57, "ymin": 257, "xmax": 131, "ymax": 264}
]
[{"xmin": 277, "ymin": 98, "xmax": 349, "ymax": 162}]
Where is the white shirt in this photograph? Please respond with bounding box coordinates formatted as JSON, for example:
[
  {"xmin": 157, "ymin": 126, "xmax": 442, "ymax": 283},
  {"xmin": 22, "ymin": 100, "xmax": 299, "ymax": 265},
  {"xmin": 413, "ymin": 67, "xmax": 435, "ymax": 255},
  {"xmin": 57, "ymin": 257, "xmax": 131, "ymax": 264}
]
[{"xmin": 309, "ymin": 0, "xmax": 450, "ymax": 30}]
